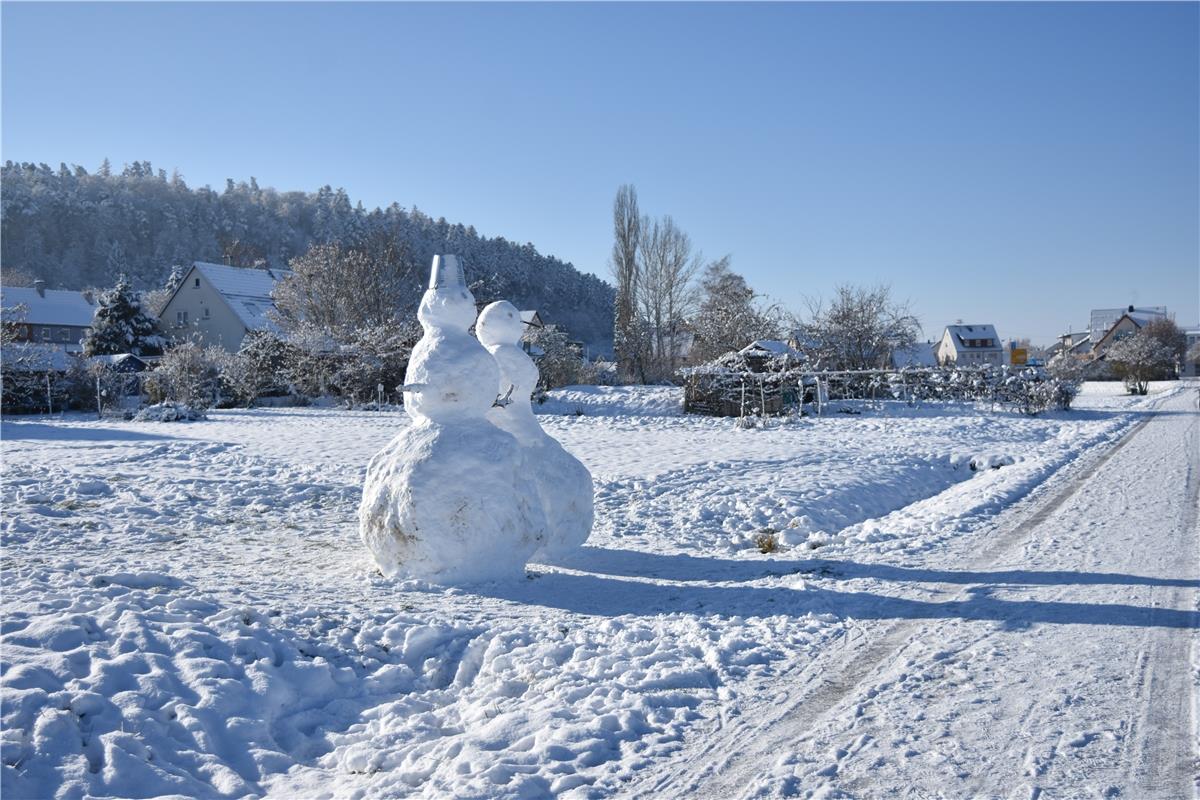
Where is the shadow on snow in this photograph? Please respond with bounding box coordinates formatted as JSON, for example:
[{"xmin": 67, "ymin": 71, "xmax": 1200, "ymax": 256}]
[{"xmin": 495, "ymin": 547, "xmax": 1200, "ymax": 630}]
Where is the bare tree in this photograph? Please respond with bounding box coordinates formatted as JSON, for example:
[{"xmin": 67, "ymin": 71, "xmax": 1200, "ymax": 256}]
[
  {"xmin": 610, "ymin": 185, "xmax": 641, "ymax": 382},
  {"xmin": 273, "ymin": 236, "xmax": 420, "ymax": 339},
  {"xmin": 798, "ymin": 284, "xmax": 920, "ymax": 370},
  {"xmin": 636, "ymin": 214, "xmax": 702, "ymax": 379}
]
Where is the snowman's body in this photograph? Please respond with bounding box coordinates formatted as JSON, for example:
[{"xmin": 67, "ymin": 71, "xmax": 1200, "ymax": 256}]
[
  {"xmin": 477, "ymin": 301, "xmax": 594, "ymax": 561},
  {"xmin": 358, "ymin": 257, "xmax": 545, "ymax": 583}
]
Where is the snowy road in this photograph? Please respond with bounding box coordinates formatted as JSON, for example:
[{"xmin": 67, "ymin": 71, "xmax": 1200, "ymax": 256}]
[{"xmin": 630, "ymin": 385, "xmax": 1199, "ymax": 799}]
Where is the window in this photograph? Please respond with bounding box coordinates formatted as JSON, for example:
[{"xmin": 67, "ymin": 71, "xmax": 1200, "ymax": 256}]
[
  {"xmin": 203, "ymin": 306, "xmax": 210, "ymax": 319},
  {"xmin": 177, "ymin": 311, "xmax": 189, "ymax": 327},
  {"xmin": 194, "ymin": 277, "xmax": 200, "ymax": 288},
  {"xmin": 40, "ymin": 327, "xmax": 50, "ymax": 340},
  {"xmin": 58, "ymin": 328, "xmax": 70, "ymax": 342}
]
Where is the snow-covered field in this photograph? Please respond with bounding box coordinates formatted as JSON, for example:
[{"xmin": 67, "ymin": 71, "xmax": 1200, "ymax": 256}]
[{"xmin": 2, "ymin": 381, "xmax": 1196, "ymax": 799}]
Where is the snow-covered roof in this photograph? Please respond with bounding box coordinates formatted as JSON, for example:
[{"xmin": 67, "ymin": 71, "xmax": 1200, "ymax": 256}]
[
  {"xmin": 1, "ymin": 343, "xmax": 75, "ymax": 371},
  {"xmin": 891, "ymin": 342, "xmax": 937, "ymax": 368},
  {"xmin": 740, "ymin": 339, "xmax": 803, "ymax": 359},
  {"xmin": 1089, "ymin": 306, "xmax": 1166, "ymax": 340},
  {"xmin": 1124, "ymin": 311, "xmax": 1161, "ymax": 327},
  {"xmin": 87, "ymin": 353, "xmax": 149, "ymax": 371},
  {"xmin": 1, "ymin": 286, "xmax": 96, "ymax": 327},
  {"xmin": 944, "ymin": 324, "xmax": 1001, "ymax": 349},
  {"xmin": 192, "ymin": 262, "xmax": 291, "ymax": 332},
  {"xmin": 519, "ymin": 310, "xmax": 542, "ymax": 328}
]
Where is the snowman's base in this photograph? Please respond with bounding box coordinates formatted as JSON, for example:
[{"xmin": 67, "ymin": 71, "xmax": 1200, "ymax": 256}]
[
  {"xmin": 359, "ymin": 419, "xmax": 546, "ymax": 584},
  {"xmin": 526, "ymin": 437, "xmax": 595, "ymax": 561}
]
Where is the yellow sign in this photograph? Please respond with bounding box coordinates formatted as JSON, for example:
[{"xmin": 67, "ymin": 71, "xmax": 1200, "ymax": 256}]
[{"xmin": 1010, "ymin": 348, "xmax": 1028, "ymax": 365}]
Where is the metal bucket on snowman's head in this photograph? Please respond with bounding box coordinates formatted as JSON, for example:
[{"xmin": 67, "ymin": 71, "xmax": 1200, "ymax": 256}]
[{"xmin": 429, "ymin": 254, "xmax": 466, "ymax": 290}]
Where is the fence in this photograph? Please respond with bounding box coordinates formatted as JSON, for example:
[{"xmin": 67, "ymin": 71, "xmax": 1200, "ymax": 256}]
[{"xmin": 682, "ymin": 364, "xmax": 1078, "ymax": 419}]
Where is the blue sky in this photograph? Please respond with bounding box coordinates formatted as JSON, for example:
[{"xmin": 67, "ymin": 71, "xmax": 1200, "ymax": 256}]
[{"xmin": 3, "ymin": 2, "xmax": 1197, "ymax": 343}]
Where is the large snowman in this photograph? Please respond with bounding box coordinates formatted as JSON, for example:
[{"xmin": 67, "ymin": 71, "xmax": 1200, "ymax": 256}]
[
  {"xmin": 359, "ymin": 256, "xmax": 546, "ymax": 582},
  {"xmin": 477, "ymin": 301, "xmax": 594, "ymax": 560}
]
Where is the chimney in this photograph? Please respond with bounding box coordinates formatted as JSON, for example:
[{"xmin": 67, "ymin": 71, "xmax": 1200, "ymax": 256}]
[
  {"xmin": 1128, "ymin": 304, "xmax": 1135, "ymax": 313},
  {"xmin": 33, "ymin": 279, "xmax": 46, "ymax": 298}
]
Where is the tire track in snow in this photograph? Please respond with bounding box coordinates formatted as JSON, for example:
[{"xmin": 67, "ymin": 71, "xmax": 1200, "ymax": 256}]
[{"xmin": 625, "ymin": 393, "xmax": 1193, "ymax": 799}]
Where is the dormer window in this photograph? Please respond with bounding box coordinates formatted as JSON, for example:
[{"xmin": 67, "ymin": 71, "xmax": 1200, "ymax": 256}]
[{"xmin": 194, "ymin": 278, "xmax": 200, "ymax": 288}]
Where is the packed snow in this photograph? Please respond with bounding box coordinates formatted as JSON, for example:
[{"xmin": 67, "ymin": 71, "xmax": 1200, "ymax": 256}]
[{"xmin": 1, "ymin": 380, "xmax": 1194, "ymax": 799}]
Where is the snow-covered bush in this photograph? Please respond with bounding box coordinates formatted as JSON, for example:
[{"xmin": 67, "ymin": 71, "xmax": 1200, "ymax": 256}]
[
  {"xmin": 523, "ymin": 324, "xmax": 585, "ymax": 390},
  {"xmin": 144, "ymin": 339, "xmax": 223, "ymax": 411},
  {"xmin": 133, "ymin": 401, "xmax": 206, "ymax": 422},
  {"xmin": 681, "ymin": 359, "xmax": 1079, "ymax": 418},
  {"xmin": 1107, "ymin": 331, "xmax": 1176, "ymax": 395},
  {"xmin": 217, "ymin": 331, "xmax": 294, "ymax": 407},
  {"xmin": 328, "ymin": 322, "xmax": 420, "ymax": 404}
]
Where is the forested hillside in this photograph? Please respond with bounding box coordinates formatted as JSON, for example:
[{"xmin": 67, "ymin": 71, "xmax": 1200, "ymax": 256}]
[{"xmin": 1, "ymin": 161, "xmax": 614, "ymax": 349}]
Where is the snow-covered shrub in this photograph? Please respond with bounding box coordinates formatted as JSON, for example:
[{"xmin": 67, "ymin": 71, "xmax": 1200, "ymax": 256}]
[
  {"xmin": 328, "ymin": 322, "xmax": 419, "ymax": 404},
  {"xmin": 680, "ymin": 359, "xmax": 1079, "ymax": 418},
  {"xmin": 523, "ymin": 324, "xmax": 585, "ymax": 390},
  {"xmin": 133, "ymin": 401, "xmax": 206, "ymax": 422},
  {"xmin": 144, "ymin": 339, "xmax": 223, "ymax": 411},
  {"xmin": 754, "ymin": 528, "xmax": 779, "ymax": 553},
  {"xmin": 217, "ymin": 331, "xmax": 294, "ymax": 407},
  {"xmin": 1107, "ymin": 330, "xmax": 1176, "ymax": 395}
]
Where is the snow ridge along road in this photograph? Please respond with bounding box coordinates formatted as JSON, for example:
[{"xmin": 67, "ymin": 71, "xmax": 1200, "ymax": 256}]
[{"xmin": 630, "ymin": 385, "xmax": 1199, "ymax": 800}]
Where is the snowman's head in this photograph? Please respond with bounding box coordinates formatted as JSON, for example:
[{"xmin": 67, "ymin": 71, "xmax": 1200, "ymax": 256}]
[
  {"xmin": 476, "ymin": 301, "xmax": 524, "ymax": 348},
  {"xmin": 417, "ymin": 255, "xmax": 477, "ymax": 331}
]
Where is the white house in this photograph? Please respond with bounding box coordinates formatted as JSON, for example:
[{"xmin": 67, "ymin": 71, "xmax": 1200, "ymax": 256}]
[
  {"xmin": 1089, "ymin": 306, "xmax": 1166, "ymax": 343},
  {"xmin": 157, "ymin": 262, "xmax": 291, "ymax": 352},
  {"xmin": 1183, "ymin": 326, "xmax": 1200, "ymax": 378},
  {"xmin": 1091, "ymin": 309, "xmax": 1166, "ymax": 360},
  {"xmin": 936, "ymin": 324, "xmax": 1003, "ymax": 367},
  {"xmin": 1, "ymin": 280, "xmax": 96, "ymax": 352}
]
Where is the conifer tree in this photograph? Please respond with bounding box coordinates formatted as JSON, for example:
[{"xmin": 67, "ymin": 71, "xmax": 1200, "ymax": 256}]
[{"xmin": 82, "ymin": 275, "xmax": 164, "ymax": 356}]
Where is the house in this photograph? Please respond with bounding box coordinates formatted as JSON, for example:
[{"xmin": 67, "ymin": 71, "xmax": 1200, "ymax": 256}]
[
  {"xmin": 87, "ymin": 353, "xmax": 150, "ymax": 373},
  {"xmin": 1089, "ymin": 306, "xmax": 1166, "ymax": 343},
  {"xmin": 936, "ymin": 324, "xmax": 1003, "ymax": 367},
  {"xmin": 1091, "ymin": 308, "xmax": 1164, "ymax": 359},
  {"xmin": 157, "ymin": 262, "xmax": 291, "ymax": 352},
  {"xmin": 1, "ymin": 280, "xmax": 96, "ymax": 352},
  {"xmin": 1183, "ymin": 327, "xmax": 1200, "ymax": 378},
  {"xmin": 1048, "ymin": 331, "xmax": 1092, "ymax": 364},
  {"xmin": 890, "ymin": 341, "xmax": 937, "ymax": 369},
  {"xmin": 519, "ymin": 310, "xmax": 543, "ymax": 329}
]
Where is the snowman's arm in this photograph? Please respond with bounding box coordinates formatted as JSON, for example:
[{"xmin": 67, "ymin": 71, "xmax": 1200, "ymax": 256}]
[{"xmin": 493, "ymin": 384, "xmax": 515, "ymax": 408}]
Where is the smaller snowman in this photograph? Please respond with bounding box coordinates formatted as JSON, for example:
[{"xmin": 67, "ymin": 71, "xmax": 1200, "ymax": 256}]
[
  {"xmin": 358, "ymin": 256, "xmax": 546, "ymax": 583},
  {"xmin": 477, "ymin": 301, "xmax": 594, "ymax": 561}
]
